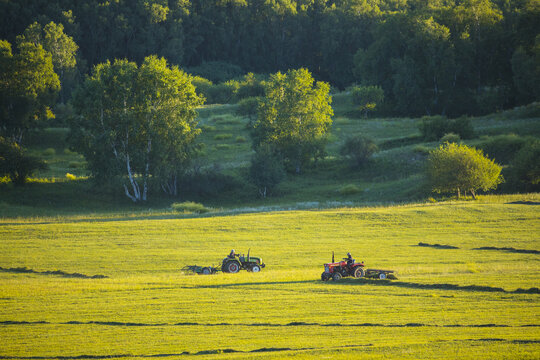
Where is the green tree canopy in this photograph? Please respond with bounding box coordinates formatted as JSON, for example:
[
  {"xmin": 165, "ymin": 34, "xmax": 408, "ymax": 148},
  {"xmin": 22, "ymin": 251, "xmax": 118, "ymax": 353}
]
[
  {"xmin": 0, "ymin": 39, "xmax": 60, "ymax": 143},
  {"xmin": 252, "ymin": 68, "xmax": 333, "ymax": 173},
  {"xmin": 71, "ymin": 56, "xmax": 203, "ymax": 202},
  {"xmin": 427, "ymin": 142, "xmax": 503, "ymax": 199}
]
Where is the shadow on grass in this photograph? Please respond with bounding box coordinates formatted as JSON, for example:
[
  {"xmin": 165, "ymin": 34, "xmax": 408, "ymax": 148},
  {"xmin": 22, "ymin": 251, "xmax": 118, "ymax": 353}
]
[
  {"xmin": 328, "ymin": 278, "xmax": 540, "ymax": 294},
  {"xmin": 0, "ymin": 267, "xmax": 107, "ymax": 279},
  {"xmin": 415, "ymin": 242, "xmax": 460, "ymax": 249},
  {"xmin": 472, "ymin": 246, "xmax": 540, "ymax": 255}
]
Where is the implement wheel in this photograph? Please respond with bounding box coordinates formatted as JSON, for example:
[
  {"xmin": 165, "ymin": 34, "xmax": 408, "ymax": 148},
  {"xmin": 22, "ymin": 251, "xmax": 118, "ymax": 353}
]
[{"xmin": 201, "ymin": 267, "xmax": 211, "ymax": 275}]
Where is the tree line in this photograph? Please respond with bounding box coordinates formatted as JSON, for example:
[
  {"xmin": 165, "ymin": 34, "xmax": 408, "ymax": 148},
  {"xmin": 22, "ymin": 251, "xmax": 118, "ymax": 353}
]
[{"xmin": 1, "ymin": 0, "xmax": 539, "ymax": 116}]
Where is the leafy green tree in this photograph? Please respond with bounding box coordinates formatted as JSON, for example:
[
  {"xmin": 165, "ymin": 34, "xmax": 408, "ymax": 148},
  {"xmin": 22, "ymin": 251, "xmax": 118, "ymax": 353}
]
[
  {"xmin": 510, "ymin": 139, "xmax": 540, "ymax": 190},
  {"xmin": 71, "ymin": 56, "xmax": 203, "ymax": 202},
  {"xmin": 0, "ymin": 136, "xmax": 46, "ymax": 185},
  {"xmin": 0, "ymin": 39, "xmax": 60, "ymax": 143},
  {"xmin": 252, "ymin": 68, "xmax": 333, "ymax": 173},
  {"xmin": 427, "ymin": 142, "xmax": 503, "ymax": 199},
  {"xmin": 249, "ymin": 144, "xmax": 286, "ymax": 198},
  {"xmin": 512, "ymin": 36, "xmax": 540, "ymax": 104},
  {"xmin": 340, "ymin": 135, "xmax": 378, "ymax": 168},
  {"xmin": 351, "ymin": 86, "xmax": 384, "ymax": 117}
]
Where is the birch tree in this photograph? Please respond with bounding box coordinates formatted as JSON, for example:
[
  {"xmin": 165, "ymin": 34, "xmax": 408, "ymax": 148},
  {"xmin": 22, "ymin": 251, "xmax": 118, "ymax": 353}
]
[{"xmin": 71, "ymin": 56, "xmax": 202, "ymax": 202}]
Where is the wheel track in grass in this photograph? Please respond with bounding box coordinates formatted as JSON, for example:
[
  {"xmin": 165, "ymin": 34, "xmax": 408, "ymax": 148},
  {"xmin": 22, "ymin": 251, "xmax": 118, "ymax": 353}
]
[
  {"xmin": 1, "ymin": 320, "xmax": 538, "ymax": 328},
  {"xmin": 0, "ymin": 340, "xmax": 539, "ymax": 359}
]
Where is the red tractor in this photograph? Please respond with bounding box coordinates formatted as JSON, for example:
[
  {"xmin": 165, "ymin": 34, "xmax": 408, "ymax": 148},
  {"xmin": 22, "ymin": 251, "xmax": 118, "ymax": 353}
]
[{"xmin": 321, "ymin": 252, "xmax": 365, "ymax": 281}]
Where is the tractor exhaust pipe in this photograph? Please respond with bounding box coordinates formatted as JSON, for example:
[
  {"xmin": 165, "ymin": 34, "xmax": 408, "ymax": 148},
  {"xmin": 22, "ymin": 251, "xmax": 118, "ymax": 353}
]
[{"xmin": 332, "ymin": 251, "xmax": 334, "ymax": 263}]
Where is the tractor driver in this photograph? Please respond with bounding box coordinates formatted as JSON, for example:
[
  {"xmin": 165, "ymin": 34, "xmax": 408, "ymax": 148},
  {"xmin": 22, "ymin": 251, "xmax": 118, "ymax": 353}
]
[
  {"xmin": 228, "ymin": 249, "xmax": 237, "ymax": 258},
  {"xmin": 346, "ymin": 252, "xmax": 355, "ymax": 267}
]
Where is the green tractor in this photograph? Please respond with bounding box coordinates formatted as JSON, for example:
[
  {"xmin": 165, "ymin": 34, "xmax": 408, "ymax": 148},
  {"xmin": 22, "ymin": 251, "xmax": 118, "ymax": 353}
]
[{"xmin": 222, "ymin": 249, "xmax": 265, "ymax": 273}]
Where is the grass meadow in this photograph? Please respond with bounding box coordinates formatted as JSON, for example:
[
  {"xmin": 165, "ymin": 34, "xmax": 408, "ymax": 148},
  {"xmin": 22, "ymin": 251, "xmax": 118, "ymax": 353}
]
[{"xmin": 1, "ymin": 194, "xmax": 539, "ymax": 359}]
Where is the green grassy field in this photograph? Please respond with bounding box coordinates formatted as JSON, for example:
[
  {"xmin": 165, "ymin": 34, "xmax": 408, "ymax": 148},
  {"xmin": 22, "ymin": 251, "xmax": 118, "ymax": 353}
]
[{"xmin": 1, "ymin": 194, "xmax": 539, "ymax": 359}]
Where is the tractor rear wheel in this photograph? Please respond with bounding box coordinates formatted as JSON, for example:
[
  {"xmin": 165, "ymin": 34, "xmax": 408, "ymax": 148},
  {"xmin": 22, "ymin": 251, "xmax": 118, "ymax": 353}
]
[
  {"xmin": 201, "ymin": 267, "xmax": 211, "ymax": 275},
  {"xmin": 250, "ymin": 265, "xmax": 261, "ymax": 273},
  {"xmin": 321, "ymin": 273, "xmax": 330, "ymax": 281},
  {"xmin": 225, "ymin": 261, "xmax": 240, "ymax": 273},
  {"xmin": 332, "ymin": 272, "xmax": 342, "ymax": 281},
  {"xmin": 354, "ymin": 267, "xmax": 365, "ymax": 278}
]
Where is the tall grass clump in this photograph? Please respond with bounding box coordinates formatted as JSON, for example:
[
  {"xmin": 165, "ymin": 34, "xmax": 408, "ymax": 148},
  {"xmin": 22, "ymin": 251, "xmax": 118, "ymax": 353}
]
[{"xmin": 171, "ymin": 201, "xmax": 211, "ymax": 214}]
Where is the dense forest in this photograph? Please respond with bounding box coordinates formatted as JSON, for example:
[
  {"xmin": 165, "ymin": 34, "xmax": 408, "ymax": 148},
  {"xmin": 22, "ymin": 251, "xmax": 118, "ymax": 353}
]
[{"xmin": 1, "ymin": 0, "xmax": 539, "ymax": 116}]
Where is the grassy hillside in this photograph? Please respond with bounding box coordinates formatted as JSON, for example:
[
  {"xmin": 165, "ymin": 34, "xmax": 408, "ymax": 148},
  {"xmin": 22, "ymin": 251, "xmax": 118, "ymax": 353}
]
[
  {"xmin": 1, "ymin": 95, "xmax": 538, "ymax": 217},
  {"xmin": 0, "ymin": 194, "xmax": 539, "ymax": 358}
]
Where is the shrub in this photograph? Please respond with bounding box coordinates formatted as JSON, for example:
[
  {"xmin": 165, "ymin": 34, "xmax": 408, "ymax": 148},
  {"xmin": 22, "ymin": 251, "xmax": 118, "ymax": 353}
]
[
  {"xmin": 338, "ymin": 184, "xmax": 362, "ymax": 195},
  {"xmin": 214, "ymin": 134, "xmax": 233, "ymax": 140},
  {"xmin": 43, "ymin": 148, "xmax": 56, "ymax": 156},
  {"xmin": 236, "ymin": 97, "xmax": 260, "ymax": 121},
  {"xmin": 339, "ymin": 135, "xmax": 378, "ymax": 168},
  {"xmin": 440, "ymin": 133, "xmax": 461, "ymax": 143},
  {"xmin": 171, "ymin": 201, "xmax": 211, "ymax": 214},
  {"xmin": 413, "ymin": 145, "xmax": 432, "ymax": 155},
  {"xmin": 235, "ymin": 136, "xmax": 247, "ymax": 143},
  {"xmin": 191, "ymin": 76, "xmax": 213, "ymax": 100},
  {"xmin": 63, "ymin": 148, "xmax": 75, "ymax": 155},
  {"xmin": 427, "ymin": 142, "xmax": 503, "ymax": 199},
  {"xmin": 419, "ymin": 116, "xmax": 474, "ymax": 141},
  {"xmin": 477, "ymin": 134, "xmax": 528, "ymax": 164},
  {"xmin": 509, "ymin": 139, "xmax": 540, "ymax": 190},
  {"xmin": 249, "ymin": 145, "xmax": 285, "ymax": 198},
  {"xmin": 187, "ymin": 61, "xmax": 244, "ymax": 83},
  {"xmin": 351, "ymin": 85, "xmax": 384, "ymax": 117},
  {"xmin": 205, "ymin": 83, "xmax": 236, "ymax": 104},
  {"xmin": 0, "ymin": 137, "xmax": 47, "ymax": 185},
  {"xmin": 65, "ymin": 173, "xmax": 77, "ymax": 180}
]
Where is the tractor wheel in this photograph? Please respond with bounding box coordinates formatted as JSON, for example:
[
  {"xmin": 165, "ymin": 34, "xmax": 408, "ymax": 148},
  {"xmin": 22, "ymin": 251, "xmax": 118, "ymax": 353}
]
[
  {"xmin": 321, "ymin": 273, "xmax": 330, "ymax": 281},
  {"xmin": 201, "ymin": 267, "xmax": 211, "ymax": 275},
  {"xmin": 250, "ymin": 265, "xmax": 261, "ymax": 273},
  {"xmin": 225, "ymin": 261, "xmax": 240, "ymax": 274},
  {"xmin": 354, "ymin": 267, "xmax": 365, "ymax": 278},
  {"xmin": 332, "ymin": 272, "xmax": 342, "ymax": 281},
  {"xmin": 379, "ymin": 273, "xmax": 387, "ymax": 280}
]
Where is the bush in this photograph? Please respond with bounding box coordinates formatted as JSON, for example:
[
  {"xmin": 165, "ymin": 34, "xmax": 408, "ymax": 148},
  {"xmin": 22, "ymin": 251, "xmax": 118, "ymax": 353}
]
[
  {"xmin": 187, "ymin": 61, "xmax": 244, "ymax": 83},
  {"xmin": 204, "ymin": 83, "xmax": 236, "ymax": 104},
  {"xmin": 339, "ymin": 136, "xmax": 378, "ymax": 168},
  {"xmin": 191, "ymin": 76, "xmax": 213, "ymax": 100},
  {"xmin": 351, "ymin": 85, "xmax": 384, "ymax": 117},
  {"xmin": 477, "ymin": 134, "xmax": 528, "ymax": 165},
  {"xmin": 214, "ymin": 134, "xmax": 233, "ymax": 140},
  {"xmin": 65, "ymin": 173, "xmax": 77, "ymax": 180},
  {"xmin": 0, "ymin": 137, "xmax": 47, "ymax": 185},
  {"xmin": 440, "ymin": 133, "xmax": 461, "ymax": 143},
  {"xmin": 249, "ymin": 145, "xmax": 286, "ymax": 198},
  {"xmin": 235, "ymin": 136, "xmax": 247, "ymax": 143},
  {"xmin": 171, "ymin": 201, "xmax": 211, "ymax": 214},
  {"xmin": 43, "ymin": 148, "xmax": 56, "ymax": 156},
  {"xmin": 236, "ymin": 97, "xmax": 260, "ymax": 121},
  {"xmin": 338, "ymin": 184, "xmax": 362, "ymax": 195},
  {"xmin": 419, "ymin": 116, "xmax": 474, "ymax": 141},
  {"xmin": 178, "ymin": 167, "xmax": 244, "ymax": 198},
  {"xmin": 509, "ymin": 139, "xmax": 540, "ymax": 190},
  {"xmin": 412, "ymin": 145, "xmax": 432, "ymax": 155}
]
